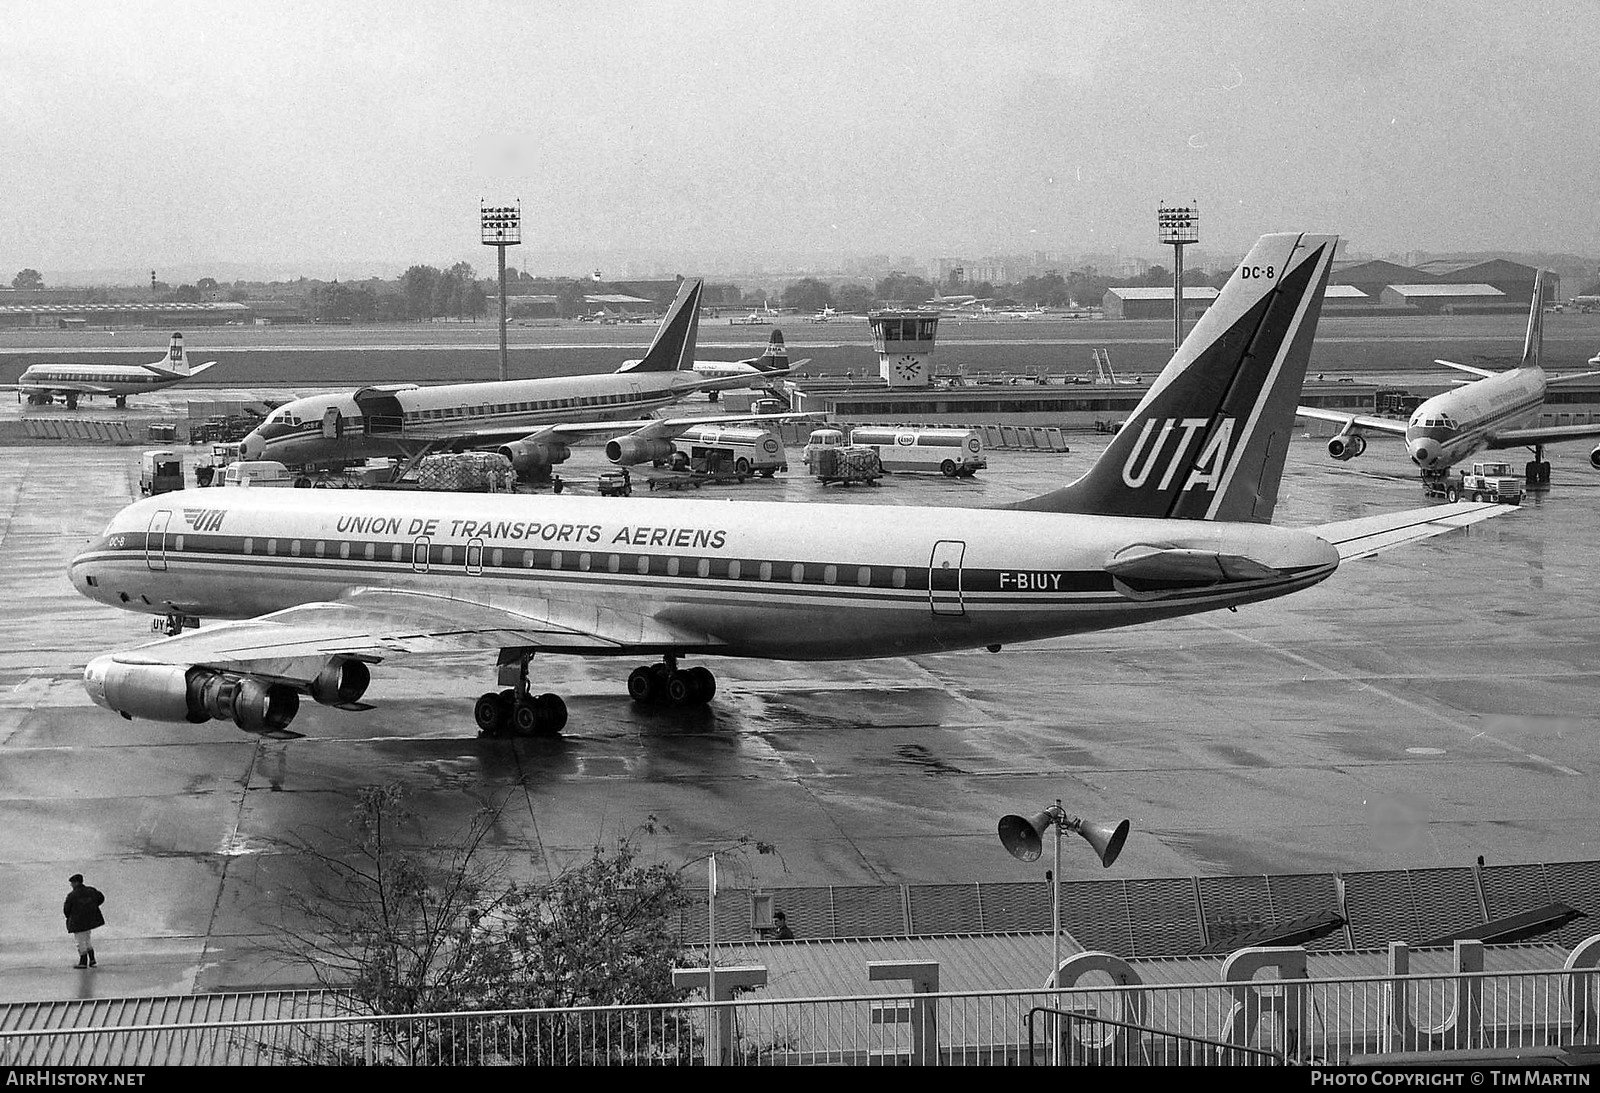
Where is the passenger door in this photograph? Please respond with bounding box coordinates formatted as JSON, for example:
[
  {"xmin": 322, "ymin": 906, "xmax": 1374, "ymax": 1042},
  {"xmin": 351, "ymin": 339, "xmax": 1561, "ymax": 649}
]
[
  {"xmin": 928, "ymin": 539, "xmax": 965, "ymax": 616},
  {"xmin": 146, "ymin": 510, "xmax": 171, "ymax": 572}
]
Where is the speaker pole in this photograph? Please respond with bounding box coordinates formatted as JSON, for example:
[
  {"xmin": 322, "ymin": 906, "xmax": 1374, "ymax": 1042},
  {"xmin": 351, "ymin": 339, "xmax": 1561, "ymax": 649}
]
[{"xmin": 1052, "ymin": 800, "xmax": 1063, "ymax": 1066}]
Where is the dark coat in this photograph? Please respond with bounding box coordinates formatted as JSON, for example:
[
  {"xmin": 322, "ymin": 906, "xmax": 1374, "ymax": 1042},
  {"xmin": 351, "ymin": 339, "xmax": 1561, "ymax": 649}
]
[{"xmin": 64, "ymin": 885, "xmax": 106, "ymax": 933}]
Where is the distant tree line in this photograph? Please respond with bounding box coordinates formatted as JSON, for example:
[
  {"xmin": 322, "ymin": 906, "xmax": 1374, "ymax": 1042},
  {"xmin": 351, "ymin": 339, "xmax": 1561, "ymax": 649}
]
[{"xmin": 8, "ymin": 260, "xmax": 1237, "ymax": 321}]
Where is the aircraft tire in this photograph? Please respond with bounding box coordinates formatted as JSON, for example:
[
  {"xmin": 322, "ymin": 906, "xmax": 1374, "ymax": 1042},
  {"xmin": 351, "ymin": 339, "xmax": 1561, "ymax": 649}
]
[
  {"xmin": 510, "ymin": 701, "xmax": 539, "ymax": 736},
  {"xmin": 688, "ymin": 666, "xmax": 716, "ymax": 704},
  {"xmin": 474, "ymin": 692, "xmax": 511, "ymax": 736},
  {"xmin": 665, "ymin": 671, "xmax": 695, "ymax": 706},
  {"xmin": 536, "ymin": 692, "xmax": 568, "ymax": 733},
  {"xmin": 627, "ymin": 665, "xmax": 658, "ymax": 704}
]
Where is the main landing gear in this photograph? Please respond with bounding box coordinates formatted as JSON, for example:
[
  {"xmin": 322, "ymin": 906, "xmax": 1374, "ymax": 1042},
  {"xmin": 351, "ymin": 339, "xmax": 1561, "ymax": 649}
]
[
  {"xmin": 627, "ymin": 654, "xmax": 716, "ymax": 708},
  {"xmin": 474, "ymin": 650, "xmax": 568, "ymax": 738},
  {"xmin": 1525, "ymin": 458, "xmax": 1552, "ymax": 489}
]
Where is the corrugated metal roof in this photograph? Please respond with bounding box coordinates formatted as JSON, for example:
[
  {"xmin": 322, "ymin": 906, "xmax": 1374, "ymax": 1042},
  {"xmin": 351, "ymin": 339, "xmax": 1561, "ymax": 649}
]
[
  {"xmin": 1385, "ymin": 283, "xmax": 1505, "ymax": 297},
  {"xmin": 1324, "ymin": 285, "xmax": 1369, "ymax": 298},
  {"xmin": 1106, "ymin": 287, "xmax": 1221, "ymax": 301},
  {"xmin": 702, "ymin": 934, "xmax": 1575, "ymax": 999}
]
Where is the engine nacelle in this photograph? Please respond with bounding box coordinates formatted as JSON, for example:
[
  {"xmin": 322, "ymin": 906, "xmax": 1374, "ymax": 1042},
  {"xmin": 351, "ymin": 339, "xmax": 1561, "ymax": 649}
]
[
  {"xmin": 310, "ymin": 657, "xmax": 371, "ymax": 707},
  {"xmin": 605, "ymin": 436, "xmax": 675, "ymax": 466},
  {"xmin": 1327, "ymin": 432, "xmax": 1367, "ymax": 461},
  {"xmin": 497, "ymin": 440, "xmax": 571, "ymax": 480},
  {"xmin": 1590, "ymin": 445, "xmax": 1600, "ymax": 470},
  {"xmin": 84, "ymin": 657, "xmax": 300, "ymax": 734}
]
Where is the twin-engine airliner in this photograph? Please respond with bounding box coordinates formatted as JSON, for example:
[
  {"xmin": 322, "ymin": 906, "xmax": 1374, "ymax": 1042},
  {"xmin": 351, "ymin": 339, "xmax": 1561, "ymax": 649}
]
[
  {"xmin": 69, "ymin": 233, "xmax": 1510, "ymax": 741},
  {"xmin": 237, "ymin": 279, "xmax": 800, "ymax": 480},
  {"xmin": 10, "ymin": 332, "xmax": 216, "ymax": 409},
  {"xmin": 1299, "ymin": 271, "xmax": 1600, "ymax": 488}
]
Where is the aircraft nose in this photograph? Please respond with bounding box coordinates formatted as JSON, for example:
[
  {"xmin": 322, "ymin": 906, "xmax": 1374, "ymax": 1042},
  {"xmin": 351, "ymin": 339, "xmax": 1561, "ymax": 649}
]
[
  {"xmin": 1410, "ymin": 440, "xmax": 1438, "ymax": 467},
  {"xmin": 239, "ymin": 432, "xmax": 263, "ymax": 460}
]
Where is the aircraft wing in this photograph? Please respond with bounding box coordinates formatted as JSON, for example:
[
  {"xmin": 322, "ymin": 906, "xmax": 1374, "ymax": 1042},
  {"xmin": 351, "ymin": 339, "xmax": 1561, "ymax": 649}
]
[
  {"xmin": 1304, "ymin": 501, "xmax": 1514, "ymax": 561},
  {"xmin": 101, "ymin": 587, "xmax": 722, "ymax": 684},
  {"xmin": 1295, "ymin": 406, "xmax": 1409, "ymax": 436},
  {"xmin": 7, "ymin": 380, "xmax": 117, "ymax": 396},
  {"xmin": 1487, "ymin": 422, "xmax": 1600, "ymax": 447},
  {"xmin": 451, "ymin": 409, "xmax": 825, "ymax": 448},
  {"xmin": 1434, "ymin": 358, "xmax": 1497, "ymax": 379},
  {"xmin": 146, "ymin": 360, "xmax": 218, "ymax": 380}
]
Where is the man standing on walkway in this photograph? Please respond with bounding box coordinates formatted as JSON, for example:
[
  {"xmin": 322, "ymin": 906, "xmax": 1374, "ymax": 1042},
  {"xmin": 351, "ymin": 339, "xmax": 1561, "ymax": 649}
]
[{"xmin": 63, "ymin": 873, "xmax": 106, "ymax": 969}]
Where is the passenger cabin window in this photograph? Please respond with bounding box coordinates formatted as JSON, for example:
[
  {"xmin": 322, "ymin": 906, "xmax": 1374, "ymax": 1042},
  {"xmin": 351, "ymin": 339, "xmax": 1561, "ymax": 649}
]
[
  {"xmin": 364, "ymin": 543, "xmax": 375, "ymax": 561},
  {"xmin": 892, "ymin": 568, "xmax": 907, "ymax": 588}
]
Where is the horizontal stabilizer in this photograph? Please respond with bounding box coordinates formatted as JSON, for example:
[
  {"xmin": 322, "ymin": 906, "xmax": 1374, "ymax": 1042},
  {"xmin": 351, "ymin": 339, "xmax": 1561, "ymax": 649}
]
[
  {"xmin": 148, "ymin": 360, "xmax": 217, "ymax": 380},
  {"xmin": 1105, "ymin": 545, "xmax": 1282, "ymax": 599},
  {"xmin": 1307, "ymin": 501, "xmax": 1514, "ymax": 561}
]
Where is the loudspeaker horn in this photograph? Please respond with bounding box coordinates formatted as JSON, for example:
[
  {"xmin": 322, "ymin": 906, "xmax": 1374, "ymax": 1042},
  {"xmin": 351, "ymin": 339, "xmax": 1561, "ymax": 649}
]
[
  {"xmin": 1065, "ymin": 816, "xmax": 1131, "ymax": 869},
  {"xmin": 998, "ymin": 810, "xmax": 1053, "ymax": 862}
]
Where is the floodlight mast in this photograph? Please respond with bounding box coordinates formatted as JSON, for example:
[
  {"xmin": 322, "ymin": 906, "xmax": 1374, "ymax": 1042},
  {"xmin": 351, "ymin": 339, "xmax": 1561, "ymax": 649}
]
[
  {"xmin": 481, "ymin": 202, "xmax": 522, "ymax": 383},
  {"xmin": 1158, "ymin": 203, "xmax": 1200, "ymax": 351}
]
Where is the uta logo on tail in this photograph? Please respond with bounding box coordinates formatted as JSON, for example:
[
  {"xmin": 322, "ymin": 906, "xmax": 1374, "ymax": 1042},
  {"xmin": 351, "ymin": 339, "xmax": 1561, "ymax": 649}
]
[{"xmin": 1121, "ymin": 416, "xmax": 1237, "ymax": 492}]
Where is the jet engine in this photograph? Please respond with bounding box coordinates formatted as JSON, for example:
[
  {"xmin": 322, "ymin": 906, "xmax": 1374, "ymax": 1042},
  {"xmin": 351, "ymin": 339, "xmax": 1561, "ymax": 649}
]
[
  {"xmin": 85, "ymin": 657, "xmax": 300, "ymax": 734},
  {"xmin": 310, "ymin": 657, "xmax": 371, "ymax": 707},
  {"xmin": 605, "ymin": 436, "xmax": 675, "ymax": 466},
  {"xmin": 496, "ymin": 440, "xmax": 571, "ymax": 481},
  {"xmin": 1327, "ymin": 432, "xmax": 1367, "ymax": 461},
  {"xmin": 1590, "ymin": 444, "xmax": 1600, "ymax": 470}
]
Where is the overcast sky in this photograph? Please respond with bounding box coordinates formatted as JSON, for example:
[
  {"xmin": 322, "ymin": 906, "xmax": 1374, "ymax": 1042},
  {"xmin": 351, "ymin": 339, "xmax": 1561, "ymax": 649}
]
[{"xmin": 4, "ymin": 1, "xmax": 1597, "ymax": 281}]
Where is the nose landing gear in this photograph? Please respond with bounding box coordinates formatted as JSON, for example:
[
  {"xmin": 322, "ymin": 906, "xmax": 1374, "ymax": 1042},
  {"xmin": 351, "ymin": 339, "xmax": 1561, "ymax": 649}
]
[{"xmin": 627, "ymin": 654, "xmax": 716, "ymax": 708}]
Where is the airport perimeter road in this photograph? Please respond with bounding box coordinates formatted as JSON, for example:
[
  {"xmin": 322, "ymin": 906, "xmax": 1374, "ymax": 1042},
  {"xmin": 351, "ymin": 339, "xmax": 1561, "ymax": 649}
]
[{"xmin": 0, "ymin": 440, "xmax": 1596, "ymax": 998}]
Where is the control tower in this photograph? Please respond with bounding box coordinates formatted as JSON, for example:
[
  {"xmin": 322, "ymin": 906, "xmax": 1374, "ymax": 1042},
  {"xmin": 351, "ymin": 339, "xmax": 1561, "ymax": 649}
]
[{"xmin": 868, "ymin": 309, "xmax": 940, "ymax": 387}]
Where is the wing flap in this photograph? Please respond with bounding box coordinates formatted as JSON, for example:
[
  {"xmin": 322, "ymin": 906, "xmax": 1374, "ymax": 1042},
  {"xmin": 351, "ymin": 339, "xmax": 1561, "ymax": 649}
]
[{"xmin": 1306, "ymin": 501, "xmax": 1515, "ymax": 561}]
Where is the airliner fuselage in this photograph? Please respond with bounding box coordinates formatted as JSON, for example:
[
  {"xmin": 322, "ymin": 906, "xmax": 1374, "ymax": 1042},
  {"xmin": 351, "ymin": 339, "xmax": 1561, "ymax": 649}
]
[
  {"xmin": 69, "ymin": 488, "xmax": 1341, "ymax": 661},
  {"xmin": 1405, "ymin": 367, "xmax": 1545, "ymax": 469}
]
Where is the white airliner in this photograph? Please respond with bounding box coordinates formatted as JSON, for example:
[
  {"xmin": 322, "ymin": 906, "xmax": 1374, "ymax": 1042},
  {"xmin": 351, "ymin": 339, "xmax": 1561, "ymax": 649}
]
[
  {"xmin": 689, "ymin": 329, "xmax": 806, "ymax": 402},
  {"xmin": 238, "ymin": 280, "xmax": 802, "ymax": 479},
  {"xmin": 69, "ymin": 233, "xmax": 1510, "ymax": 741},
  {"xmin": 1299, "ymin": 271, "xmax": 1600, "ymax": 487},
  {"xmin": 9, "ymin": 332, "xmax": 217, "ymax": 409}
]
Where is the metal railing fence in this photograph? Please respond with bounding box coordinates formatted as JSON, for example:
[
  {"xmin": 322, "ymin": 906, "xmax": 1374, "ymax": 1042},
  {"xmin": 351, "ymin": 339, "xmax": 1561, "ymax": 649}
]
[{"xmin": 3, "ymin": 965, "xmax": 1597, "ymax": 1066}]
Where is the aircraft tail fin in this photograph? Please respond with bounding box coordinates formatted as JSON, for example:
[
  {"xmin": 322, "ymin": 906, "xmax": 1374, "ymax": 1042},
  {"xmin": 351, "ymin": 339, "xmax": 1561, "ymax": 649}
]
[
  {"xmin": 1010, "ymin": 232, "xmax": 1338, "ymax": 524},
  {"xmin": 618, "ymin": 280, "xmax": 702, "ymax": 373},
  {"xmin": 155, "ymin": 332, "xmax": 190, "ymax": 374},
  {"xmin": 754, "ymin": 329, "xmax": 789, "ymax": 372},
  {"xmin": 1522, "ymin": 269, "xmax": 1546, "ymax": 370}
]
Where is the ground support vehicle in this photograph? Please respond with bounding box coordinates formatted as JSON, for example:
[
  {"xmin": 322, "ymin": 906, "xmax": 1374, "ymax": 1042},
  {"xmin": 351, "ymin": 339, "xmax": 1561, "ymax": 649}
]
[
  {"xmin": 645, "ymin": 470, "xmax": 748, "ymax": 491},
  {"xmin": 597, "ymin": 469, "xmax": 633, "ymax": 496},
  {"xmin": 1422, "ymin": 461, "xmax": 1525, "ymax": 504},
  {"xmin": 810, "ymin": 445, "xmax": 883, "ymax": 487},
  {"xmin": 139, "ymin": 450, "xmax": 184, "ymax": 496},
  {"xmin": 847, "ymin": 426, "xmax": 987, "ymax": 477},
  {"xmin": 671, "ymin": 424, "xmax": 786, "ymax": 478}
]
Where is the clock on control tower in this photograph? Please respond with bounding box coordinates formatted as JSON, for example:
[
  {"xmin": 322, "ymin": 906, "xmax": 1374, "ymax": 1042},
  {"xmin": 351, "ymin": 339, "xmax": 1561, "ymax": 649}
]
[{"xmin": 869, "ymin": 310, "xmax": 940, "ymax": 388}]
